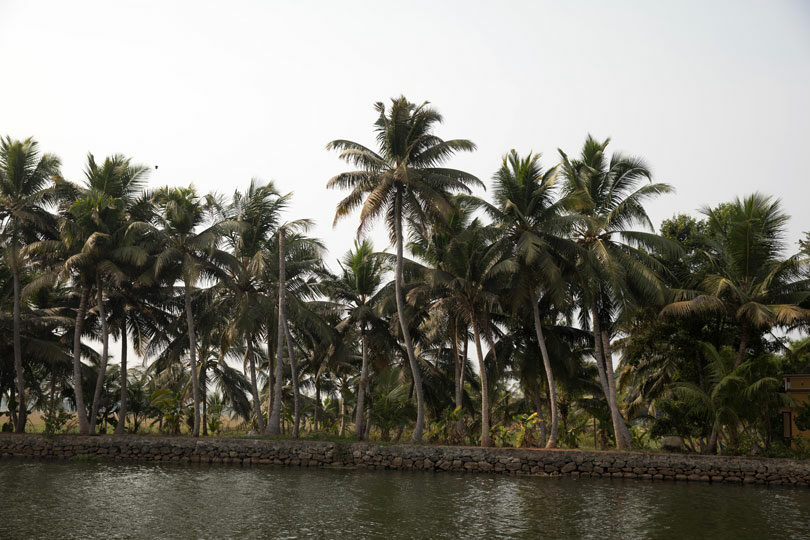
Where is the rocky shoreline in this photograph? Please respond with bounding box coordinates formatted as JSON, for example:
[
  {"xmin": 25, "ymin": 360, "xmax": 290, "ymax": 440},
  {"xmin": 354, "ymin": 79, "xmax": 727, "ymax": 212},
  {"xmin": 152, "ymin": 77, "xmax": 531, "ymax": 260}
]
[{"xmin": 2, "ymin": 434, "xmax": 809, "ymax": 487}]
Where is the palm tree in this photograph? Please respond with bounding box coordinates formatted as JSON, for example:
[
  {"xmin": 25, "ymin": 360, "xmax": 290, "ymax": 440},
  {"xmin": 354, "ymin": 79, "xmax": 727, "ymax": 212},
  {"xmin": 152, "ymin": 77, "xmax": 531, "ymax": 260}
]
[
  {"xmin": 327, "ymin": 96, "xmax": 480, "ymax": 441},
  {"xmin": 672, "ymin": 342, "xmax": 788, "ymax": 454},
  {"xmin": 266, "ymin": 223, "xmax": 325, "ymax": 435},
  {"xmin": 218, "ymin": 180, "xmax": 288, "ymax": 433},
  {"xmin": 408, "ymin": 196, "xmax": 474, "ymax": 422},
  {"xmin": 416, "ymin": 219, "xmax": 504, "ymax": 446},
  {"xmin": 664, "ymin": 194, "xmax": 810, "ymax": 369},
  {"xmin": 559, "ymin": 135, "xmax": 676, "ymax": 449},
  {"xmin": 73, "ymin": 154, "xmax": 149, "ymax": 433},
  {"xmin": 133, "ymin": 185, "xmax": 224, "ymax": 437},
  {"xmin": 321, "ymin": 239, "xmax": 388, "ymax": 439},
  {"xmin": 0, "ymin": 137, "xmax": 60, "ymax": 432},
  {"xmin": 473, "ymin": 150, "xmax": 575, "ymax": 448}
]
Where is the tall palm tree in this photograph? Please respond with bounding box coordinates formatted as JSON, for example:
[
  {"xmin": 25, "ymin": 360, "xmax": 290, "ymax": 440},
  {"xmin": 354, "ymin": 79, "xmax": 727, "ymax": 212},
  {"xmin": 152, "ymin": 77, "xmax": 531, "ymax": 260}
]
[
  {"xmin": 71, "ymin": 154, "xmax": 149, "ymax": 433},
  {"xmin": 472, "ymin": 150, "xmax": 575, "ymax": 448},
  {"xmin": 416, "ymin": 219, "xmax": 504, "ymax": 446},
  {"xmin": 560, "ymin": 135, "xmax": 676, "ymax": 449},
  {"xmin": 219, "ymin": 180, "xmax": 289, "ymax": 433},
  {"xmin": 132, "ymin": 185, "xmax": 224, "ymax": 436},
  {"xmin": 408, "ymin": 196, "xmax": 474, "ymax": 420},
  {"xmin": 663, "ymin": 194, "xmax": 810, "ymax": 368},
  {"xmin": 327, "ymin": 96, "xmax": 480, "ymax": 441},
  {"xmin": 0, "ymin": 137, "xmax": 60, "ymax": 432},
  {"xmin": 321, "ymin": 239, "xmax": 388, "ymax": 439},
  {"xmin": 266, "ymin": 223, "xmax": 325, "ymax": 435}
]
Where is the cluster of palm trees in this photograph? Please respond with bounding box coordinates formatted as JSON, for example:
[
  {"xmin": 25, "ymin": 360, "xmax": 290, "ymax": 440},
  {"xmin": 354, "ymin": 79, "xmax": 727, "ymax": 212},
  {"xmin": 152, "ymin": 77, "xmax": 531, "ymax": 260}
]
[{"xmin": 2, "ymin": 96, "xmax": 809, "ymax": 454}]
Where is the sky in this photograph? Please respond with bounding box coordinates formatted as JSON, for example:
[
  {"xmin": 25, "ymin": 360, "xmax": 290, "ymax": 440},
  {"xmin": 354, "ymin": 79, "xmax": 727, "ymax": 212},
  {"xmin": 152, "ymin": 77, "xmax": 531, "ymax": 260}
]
[{"xmin": 2, "ymin": 0, "xmax": 810, "ymax": 266}]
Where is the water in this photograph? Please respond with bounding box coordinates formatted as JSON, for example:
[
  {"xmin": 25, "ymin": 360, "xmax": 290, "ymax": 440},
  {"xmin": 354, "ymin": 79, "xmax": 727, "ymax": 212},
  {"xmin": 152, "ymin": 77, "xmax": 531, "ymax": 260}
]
[{"xmin": 1, "ymin": 460, "xmax": 809, "ymax": 539}]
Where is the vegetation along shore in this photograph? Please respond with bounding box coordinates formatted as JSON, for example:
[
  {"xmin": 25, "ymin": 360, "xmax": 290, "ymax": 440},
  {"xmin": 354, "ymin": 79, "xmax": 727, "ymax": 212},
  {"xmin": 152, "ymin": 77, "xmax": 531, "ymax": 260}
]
[{"xmin": 2, "ymin": 96, "xmax": 809, "ymax": 460}]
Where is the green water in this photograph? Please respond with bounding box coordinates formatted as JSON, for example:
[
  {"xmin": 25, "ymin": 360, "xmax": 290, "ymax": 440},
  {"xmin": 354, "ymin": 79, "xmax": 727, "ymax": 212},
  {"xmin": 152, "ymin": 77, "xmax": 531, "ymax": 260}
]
[{"xmin": 1, "ymin": 460, "xmax": 808, "ymax": 539}]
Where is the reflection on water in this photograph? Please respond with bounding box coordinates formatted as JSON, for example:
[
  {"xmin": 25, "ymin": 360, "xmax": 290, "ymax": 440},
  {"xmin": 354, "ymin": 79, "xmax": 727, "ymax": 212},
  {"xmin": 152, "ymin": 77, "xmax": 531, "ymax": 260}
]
[{"xmin": 1, "ymin": 459, "xmax": 808, "ymax": 539}]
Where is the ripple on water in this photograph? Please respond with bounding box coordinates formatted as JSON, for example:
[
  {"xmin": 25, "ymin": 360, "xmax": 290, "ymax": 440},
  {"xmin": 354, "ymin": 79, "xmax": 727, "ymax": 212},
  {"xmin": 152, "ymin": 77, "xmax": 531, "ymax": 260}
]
[{"xmin": 1, "ymin": 460, "xmax": 809, "ymax": 539}]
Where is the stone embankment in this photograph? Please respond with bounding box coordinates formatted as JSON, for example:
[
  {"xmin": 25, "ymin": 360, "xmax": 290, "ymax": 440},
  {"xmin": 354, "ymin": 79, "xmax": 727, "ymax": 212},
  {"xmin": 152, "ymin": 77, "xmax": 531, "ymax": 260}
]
[{"xmin": 2, "ymin": 434, "xmax": 809, "ymax": 487}]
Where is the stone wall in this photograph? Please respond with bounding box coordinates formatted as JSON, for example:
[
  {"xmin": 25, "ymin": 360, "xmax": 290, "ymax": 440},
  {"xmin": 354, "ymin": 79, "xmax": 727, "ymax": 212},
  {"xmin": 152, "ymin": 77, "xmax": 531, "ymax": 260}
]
[{"xmin": 2, "ymin": 434, "xmax": 809, "ymax": 487}]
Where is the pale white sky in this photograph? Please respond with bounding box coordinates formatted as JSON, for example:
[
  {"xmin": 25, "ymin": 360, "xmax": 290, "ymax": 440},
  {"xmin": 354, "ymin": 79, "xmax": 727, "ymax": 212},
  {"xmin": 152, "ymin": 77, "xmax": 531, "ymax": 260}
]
[{"xmin": 2, "ymin": 0, "xmax": 809, "ymax": 267}]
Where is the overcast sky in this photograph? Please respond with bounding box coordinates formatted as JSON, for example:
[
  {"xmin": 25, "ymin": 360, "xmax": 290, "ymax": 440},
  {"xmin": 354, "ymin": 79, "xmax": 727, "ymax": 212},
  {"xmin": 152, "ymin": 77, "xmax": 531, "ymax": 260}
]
[{"xmin": 2, "ymin": 0, "xmax": 809, "ymax": 268}]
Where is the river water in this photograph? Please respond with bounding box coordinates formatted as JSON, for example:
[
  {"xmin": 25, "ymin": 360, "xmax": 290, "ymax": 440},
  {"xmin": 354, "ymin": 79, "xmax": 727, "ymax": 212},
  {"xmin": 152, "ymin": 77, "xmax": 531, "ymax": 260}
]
[{"xmin": 1, "ymin": 460, "xmax": 808, "ymax": 539}]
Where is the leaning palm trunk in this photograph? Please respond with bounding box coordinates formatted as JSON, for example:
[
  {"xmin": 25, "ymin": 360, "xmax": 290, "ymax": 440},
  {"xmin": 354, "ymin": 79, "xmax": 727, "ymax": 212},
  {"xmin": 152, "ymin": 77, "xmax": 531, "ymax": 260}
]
[
  {"xmin": 532, "ymin": 298, "xmax": 559, "ymax": 448},
  {"xmin": 246, "ymin": 340, "xmax": 265, "ymax": 433},
  {"xmin": 472, "ymin": 322, "xmax": 492, "ymax": 447},
  {"xmin": 114, "ymin": 320, "xmax": 128, "ymax": 435},
  {"xmin": 90, "ymin": 273, "xmax": 110, "ymax": 433},
  {"xmin": 355, "ymin": 328, "xmax": 369, "ymax": 439},
  {"xmin": 284, "ymin": 322, "xmax": 300, "ymax": 438},
  {"xmin": 393, "ymin": 195, "xmax": 425, "ymax": 441},
  {"xmin": 268, "ymin": 228, "xmax": 287, "ymax": 434},
  {"xmin": 591, "ymin": 303, "xmax": 630, "ymax": 449},
  {"xmin": 72, "ymin": 285, "xmax": 91, "ymax": 435},
  {"xmin": 704, "ymin": 420, "xmax": 719, "ymax": 455},
  {"xmin": 11, "ymin": 263, "xmax": 26, "ymax": 433},
  {"xmin": 601, "ymin": 331, "xmax": 632, "ymax": 447},
  {"xmin": 184, "ymin": 281, "xmax": 201, "ymax": 437}
]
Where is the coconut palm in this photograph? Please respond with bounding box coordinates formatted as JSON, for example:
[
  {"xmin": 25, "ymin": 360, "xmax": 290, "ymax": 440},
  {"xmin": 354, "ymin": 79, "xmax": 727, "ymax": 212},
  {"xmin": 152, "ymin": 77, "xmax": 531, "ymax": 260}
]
[
  {"xmin": 672, "ymin": 342, "xmax": 789, "ymax": 454},
  {"xmin": 559, "ymin": 135, "xmax": 677, "ymax": 449},
  {"xmin": 0, "ymin": 137, "xmax": 61, "ymax": 432},
  {"xmin": 218, "ymin": 180, "xmax": 288, "ymax": 433},
  {"xmin": 132, "ymin": 185, "xmax": 224, "ymax": 436},
  {"xmin": 408, "ymin": 196, "xmax": 475, "ymax": 420},
  {"xmin": 663, "ymin": 194, "xmax": 810, "ymax": 369},
  {"xmin": 471, "ymin": 150, "xmax": 576, "ymax": 447},
  {"xmin": 321, "ymin": 239, "xmax": 388, "ymax": 439},
  {"xmin": 327, "ymin": 96, "xmax": 480, "ymax": 441},
  {"xmin": 414, "ymin": 219, "xmax": 504, "ymax": 446},
  {"xmin": 266, "ymin": 224, "xmax": 325, "ymax": 435},
  {"xmin": 72, "ymin": 154, "xmax": 149, "ymax": 432}
]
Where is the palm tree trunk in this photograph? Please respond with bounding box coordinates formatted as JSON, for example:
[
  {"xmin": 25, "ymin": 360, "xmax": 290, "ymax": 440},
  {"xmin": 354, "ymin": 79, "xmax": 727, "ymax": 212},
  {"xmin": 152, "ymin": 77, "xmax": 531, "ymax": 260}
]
[
  {"xmin": 355, "ymin": 327, "xmax": 369, "ymax": 439},
  {"xmin": 73, "ymin": 285, "xmax": 91, "ymax": 435},
  {"xmin": 472, "ymin": 322, "xmax": 492, "ymax": 447},
  {"xmin": 533, "ymin": 393, "xmax": 548, "ymax": 447},
  {"xmin": 11, "ymin": 263, "xmax": 26, "ymax": 433},
  {"xmin": 202, "ymin": 375, "xmax": 208, "ymax": 436},
  {"xmin": 90, "ymin": 273, "xmax": 110, "ymax": 434},
  {"xmin": 314, "ymin": 381, "xmax": 321, "ymax": 432},
  {"xmin": 453, "ymin": 322, "xmax": 465, "ymax": 437},
  {"xmin": 266, "ymin": 326, "xmax": 274, "ymax": 425},
  {"xmin": 114, "ymin": 320, "xmax": 128, "ymax": 435},
  {"xmin": 453, "ymin": 323, "xmax": 462, "ymax": 408},
  {"xmin": 246, "ymin": 339, "xmax": 265, "ymax": 432},
  {"xmin": 532, "ymin": 298, "xmax": 559, "ymax": 448},
  {"xmin": 705, "ymin": 420, "xmax": 719, "ymax": 455},
  {"xmin": 339, "ymin": 394, "xmax": 346, "ymax": 437},
  {"xmin": 268, "ymin": 228, "xmax": 287, "ymax": 435},
  {"xmin": 184, "ymin": 280, "xmax": 201, "ymax": 437},
  {"xmin": 602, "ymin": 331, "xmax": 632, "ymax": 448},
  {"xmin": 591, "ymin": 303, "xmax": 629, "ymax": 450},
  {"xmin": 393, "ymin": 192, "xmax": 425, "ymax": 442},
  {"xmin": 284, "ymin": 322, "xmax": 300, "ymax": 438},
  {"xmin": 734, "ymin": 324, "xmax": 749, "ymax": 369},
  {"xmin": 7, "ymin": 389, "xmax": 17, "ymax": 431}
]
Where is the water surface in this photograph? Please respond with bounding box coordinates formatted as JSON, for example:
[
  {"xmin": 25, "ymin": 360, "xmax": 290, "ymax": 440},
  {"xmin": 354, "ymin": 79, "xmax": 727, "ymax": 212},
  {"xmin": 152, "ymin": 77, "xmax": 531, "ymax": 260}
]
[{"xmin": 1, "ymin": 460, "xmax": 808, "ymax": 539}]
